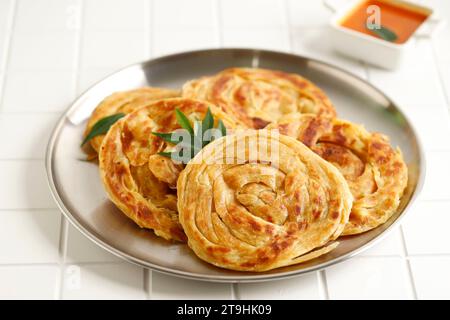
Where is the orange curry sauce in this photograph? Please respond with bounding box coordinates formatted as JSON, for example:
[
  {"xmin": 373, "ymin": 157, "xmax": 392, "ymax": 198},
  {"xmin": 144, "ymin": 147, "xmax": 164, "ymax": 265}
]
[{"xmin": 340, "ymin": 0, "xmax": 429, "ymax": 44}]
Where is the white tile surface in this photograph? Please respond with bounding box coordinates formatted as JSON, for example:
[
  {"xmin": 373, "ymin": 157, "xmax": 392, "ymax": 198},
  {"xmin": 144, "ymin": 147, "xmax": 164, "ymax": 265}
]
[
  {"xmin": 0, "ymin": 209, "xmax": 61, "ymax": 263},
  {"xmin": 292, "ymin": 27, "xmax": 366, "ymax": 78},
  {"xmin": 403, "ymin": 201, "xmax": 450, "ymax": 255},
  {"xmin": 421, "ymin": 152, "xmax": 450, "ymax": 200},
  {"xmin": 65, "ymin": 224, "xmax": 121, "ymax": 263},
  {"xmin": 154, "ymin": 0, "xmax": 215, "ymax": 28},
  {"xmin": 153, "ymin": 28, "xmax": 217, "ymax": 57},
  {"xmin": 84, "ymin": 0, "xmax": 147, "ymax": 31},
  {"xmin": 0, "ymin": 72, "xmax": 3, "ymax": 97},
  {"xmin": 410, "ymin": 257, "xmax": 450, "ymax": 300},
  {"xmin": 360, "ymin": 229, "xmax": 403, "ymax": 257},
  {"xmin": 368, "ymin": 40, "xmax": 447, "ymax": 108},
  {"xmin": 237, "ymin": 273, "xmax": 321, "ymax": 299},
  {"xmin": 62, "ymin": 263, "xmax": 146, "ymax": 299},
  {"xmin": 0, "ymin": 160, "xmax": 56, "ymax": 209},
  {"xmin": 9, "ymin": 31, "xmax": 76, "ymax": 70},
  {"xmin": 287, "ymin": 0, "xmax": 331, "ymax": 27},
  {"xmin": 326, "ymin": 257, "xmax": 412, "ymax": 299},
  {"xmin": 15, "ymin": 0, "xmax": 81, "ymax": 32},
  {"xmin": 427, "ymin": 0, "xmax": 450, "ymax": 102},
  {"xmin": 0, "ymin": 0, "xmax": 448, "ymax": 300},
  {"xmin": 434, "ymin": 53, "xmax": 450, "ymax": 110},
  {"xmin": 0, "ymin": 113, "xmax": 60, "ymax": 159},
  {"xmin": 2, "ymin": 70, "xmax": 74, "ymax": 112},
  {"xmin": 78, "ymin": 68, "xmax": 116, "ymax": 94},
  {"xmin": 221, "ymin": 0, "xmax": 286, "ymax": 28},
  {"xmin": 0, "ymin": 0, "xmax": 13, "ymax": 69},
  {"xmin": 0, "ymin": 265, "xmax": 58, "ymax": 299},
  {"xmin": 223, "ymin": 27, "xmax": 289, "ymax": 51},
  {"xmin": 404, "ymin": 104, "xmax": 450, "ymax": 151},
  {"xmin": 81, "ymin": 31, "xmax": 147, "ymax": 69},
  {"xmin": 151, "ymin": 271, "xmax": 232, "ymax": 299}
]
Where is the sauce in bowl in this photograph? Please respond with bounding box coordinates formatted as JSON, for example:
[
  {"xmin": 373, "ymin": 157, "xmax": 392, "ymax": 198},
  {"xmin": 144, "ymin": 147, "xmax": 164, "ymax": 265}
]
[{"xmin": 340, "ymin": 0, "xmax": 429, "ymax": 44}]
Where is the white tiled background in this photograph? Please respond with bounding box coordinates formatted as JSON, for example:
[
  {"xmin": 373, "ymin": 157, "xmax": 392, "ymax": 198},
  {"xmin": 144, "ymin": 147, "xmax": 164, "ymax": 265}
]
[{"xmin": 0, "ymin": 0, "xmax": 449, "ymax": 300}]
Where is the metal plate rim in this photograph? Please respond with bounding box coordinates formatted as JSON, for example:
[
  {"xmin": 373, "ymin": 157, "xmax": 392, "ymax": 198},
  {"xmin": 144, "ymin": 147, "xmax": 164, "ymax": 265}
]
[{"xmin": 45, "ymin": 48, "xmax": 426, "ymax": 283}]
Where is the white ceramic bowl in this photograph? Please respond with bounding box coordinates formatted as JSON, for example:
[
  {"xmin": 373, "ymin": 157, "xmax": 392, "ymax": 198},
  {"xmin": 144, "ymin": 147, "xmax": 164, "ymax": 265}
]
[{"xmin": 326, "ymin": 0, "xmax": 443, "ymax": 69}]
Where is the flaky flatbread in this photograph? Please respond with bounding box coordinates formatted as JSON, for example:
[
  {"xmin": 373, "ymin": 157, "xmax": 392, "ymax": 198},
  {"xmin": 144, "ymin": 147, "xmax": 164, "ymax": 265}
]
[
  {"xmin": 269, "ymin": 114, "xmax": 408, "ymax": 235},
  {"xmin": 177, "ymin": 130, "xmax": 352, "ymax": 271},
  {"xmin": 99, "ymin": 98, "xmax": 240, "ymax": 241},
  {"xmin": 182, "ymin": 68, "xmax": 336, "ymax": 129}
]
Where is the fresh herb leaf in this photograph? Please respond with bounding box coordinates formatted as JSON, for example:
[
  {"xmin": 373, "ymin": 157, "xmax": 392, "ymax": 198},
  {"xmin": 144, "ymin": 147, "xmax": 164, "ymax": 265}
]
[
  {"xmin": 175, "ymin": 108, "xmax": 194, "ymax": 134},
  {"xmin": 81, "ymin": 113, "xmax": 125, "ymax": 146},
  {"xmin": 368, "ymin": 25, "xmax": 398, "ymax": 42},
  {"xmin": 201, "ymin": 107, "xmax": 214, "ymax": 135},
  {"xmin": 152, "ymin": 131, "xmax": 195, "ymax": 150},
  {"xmin": 217, "ymin": 120, "xmax": 227, "ymax": 137},
  {"xmin": 152, "ymin": 132, "xmax": 180, "ymax": 145},
  {"xmin": 158, "ymin": 151, "xmax": 173, "ymax": 158},
  {"xmin": 153, "ymin": 107, "xmax": 228, "ymax": 164},
  {"xmin": 158, "ymin": 150, "xmax": 194, "ymax": 163}
]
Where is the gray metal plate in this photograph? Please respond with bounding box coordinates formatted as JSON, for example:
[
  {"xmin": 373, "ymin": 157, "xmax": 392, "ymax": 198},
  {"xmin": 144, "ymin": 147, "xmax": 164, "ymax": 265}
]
[{"xmin": 46, "ymin": 49, "xmax": 425, "ymax": 282}]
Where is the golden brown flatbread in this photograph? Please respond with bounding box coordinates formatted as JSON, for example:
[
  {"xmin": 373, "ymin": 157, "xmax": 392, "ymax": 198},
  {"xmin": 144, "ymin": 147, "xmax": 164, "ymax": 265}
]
[
  {"xmin": 177, "ymin": 130, "xmax": 352, "ymax": 271},
  {"xmin": 182, "ymin": 68, "xmax": 336, "ymax": 129},
  {"xmin": 99, "ymin": 98, "xmax": 240, "ymax": 242},
  {"xmin": 84, "ymin": 87, "xmax": 180, "ymax": 154},
  {"xmin": 269, "ymin": 114, "xmax": 408, "ymax": 235}
]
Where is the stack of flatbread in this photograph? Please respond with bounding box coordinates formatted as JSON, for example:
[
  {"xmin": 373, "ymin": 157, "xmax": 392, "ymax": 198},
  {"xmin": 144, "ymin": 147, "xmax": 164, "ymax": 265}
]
[{"xmin": 82, "ymin": 68, "xmax": 408, "ymax": 272}]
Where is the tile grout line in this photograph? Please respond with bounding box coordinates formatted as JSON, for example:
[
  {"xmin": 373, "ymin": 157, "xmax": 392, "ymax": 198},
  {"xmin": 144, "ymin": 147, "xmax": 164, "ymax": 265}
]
[
  {"xmin": 283, "ymin": 0, "xmax": 330, "ymax": 300},
  {"xmin": 361, "ymin": 60, "xmax": 370, "ymax": 81},
  {"xmin": 2, "ymin": 2, "xmax": 446, "ymax": 301},
  {"xmin": 3, "ymin": 254, "xmax": 447, "ymax": 268},
  {"xmin": 0, "ymin": 261, "xmax": 137, "ymax": 267},
  {"xmin": 144, "ymin": 0, "xmax": 152, "ymax": 58},
  {"xmin": 56, "ymin": 0, "xmax": 86, "ymax": 300},
  {"xmin": 318, "ymin": 270, "xmax": 330, "ymax": 300},
  {"xmin": 429, "ymin": 38, "xmax": 450, "ymax": 112},
  {"xmin": 357, "ymin": 60, "xmax": 420, "ymax": 299},
  {"xmin": 213, "ymin": 0, "xmax": 238, "ymax": 300},
  {"xmin": 0, "ymin": 0, "xmax": 17, "ymax": 113},
  {"xmin": 231, "ymin": 283, "xmax": 240, "ymax": 300},
  {"xmin": 285, "ymin": 1, "xmax": 330, "ymax": 300},
  {"xmin": 0, "ymin": 262, "xmax": 60, "ymax": 267},
  {"xmin": 144, "ymin": 268, "xmax": 152, "ymax": 300},
  {"xmin": 0, "ymin": 157, "xmax": 54, "ymax": 161},
  {"xmin": 148, "ymin": 0, "xmax": 155, "ymax": 57},
  {"xmin": 213, "ymin": 0, "xmax": 223, "ymax": 47},
  {"xmin": 143, "ymin": 268, "xmax": 151, "ymax": 299},
  {"xmin": 145, "ymin": 0, "xmax": 154, "ymax": 299},
  {"xmin": 285, "ymin": 2, "xmax": 331, "ymax": 299},
  {"xmin": 399, "ymin": 225, "xmax": 418, "ymax": 299},
  {"xmin": 56, "ymin": 217, "xmax": 69, "ymax": 299},
  {"xmin": 283, "ymin": 0, "xmax": 294, "ymax": 52},
  {"xmin": 407, "ymin": 253, "xmax": 450, "ymax": 258},
  {"xmin": 0, "ymin": 208, "xmax": 58, "ymax": 212},
  {"xmin": 0, "ymin": 110, "xmax": 64, "ymax": 115},
  {"xmin": 288, "ymin": 1, "xmax": 334, "ymax": 299},
  {"xmin": 362, "ymin": 47, "xmax": 419, "ymax": 299},
  {"xmin": 72, "ymin": 0, "xmax": 85, "ymax": 97},
  {"xmin": 416, "ymin": 198, "xmax": 450, "ymax": 203}
]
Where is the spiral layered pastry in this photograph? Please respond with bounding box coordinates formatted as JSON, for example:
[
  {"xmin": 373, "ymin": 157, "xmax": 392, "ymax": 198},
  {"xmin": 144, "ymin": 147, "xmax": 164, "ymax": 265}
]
[
  {"xmin": 269, "ymin": 114, "xmax": 408, "ymax": 235},
  {"xmin": 99, "ymin": 98, "xmax": 240, "ymax": 242},
  {"xmin": 182, "ymin": 68, "xmax": 336, "ymax": 129},
  {"xmin": 84, "ymin": 87, "xmax": 180, "ymax": 153},
  {"xmin": 177, "ymin": 130, "xmax": 352, "ymax": 271}
]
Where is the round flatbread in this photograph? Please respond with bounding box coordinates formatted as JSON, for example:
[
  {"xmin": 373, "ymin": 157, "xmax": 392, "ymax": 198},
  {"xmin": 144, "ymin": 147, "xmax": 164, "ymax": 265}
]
[
  {"xmin": 177, "ymin": 130, "xmax": 352, "ymax": 271},
  {"xmin": 269, "ymin": 114, "xmax": 408, "ymax": 235},
  {"xmin": 99, "ymin": 98, "xmax": 240, "ymax": 242},
  {"xmin": 84, "ymin": 87, "xmax": 180, "ymax": 154},
  {"xmin": 182, "ymin": 68, "xmax": 336, "ymax": 129}
]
